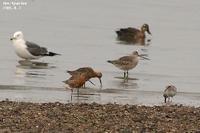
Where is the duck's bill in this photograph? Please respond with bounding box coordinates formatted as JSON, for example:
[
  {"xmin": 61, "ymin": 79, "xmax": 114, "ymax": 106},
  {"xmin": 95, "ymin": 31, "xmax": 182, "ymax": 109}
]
[
  {"xmin": 88, "ymin": 80, "xmax": 95, "ymax": 86},
  {"xmin": 139, "ymin": 54, "xmax": 150, "ymax": 60},
  {"xmin": 147, "ymin": 29, "xmax": 152, "ymax": 35}
]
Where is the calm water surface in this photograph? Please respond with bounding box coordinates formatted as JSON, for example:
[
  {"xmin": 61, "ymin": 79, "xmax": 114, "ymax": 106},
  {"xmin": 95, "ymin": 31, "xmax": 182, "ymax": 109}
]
[{"xmin": 0, "ymin": 0, "xmax": 200, "ymax": 106}]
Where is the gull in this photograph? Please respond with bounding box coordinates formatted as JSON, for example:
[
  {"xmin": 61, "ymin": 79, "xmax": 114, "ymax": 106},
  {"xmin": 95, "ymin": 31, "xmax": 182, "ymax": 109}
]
[
  {"xmin": 10, "ymin": 31, "xmax": 60, "ymax": 60},
  {"xmin": 107, "ymin": 51, "xmax": 149, "ymax": 79}
]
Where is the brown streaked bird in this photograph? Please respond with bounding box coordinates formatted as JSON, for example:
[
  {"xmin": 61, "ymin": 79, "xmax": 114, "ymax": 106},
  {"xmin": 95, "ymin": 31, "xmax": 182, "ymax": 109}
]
[
  {"xmin": 107, "ymin": 51, "xmax": 149, "ymax": 79},
  {"xmin": 116, "ymin": 24, "xmax": 151, "ymax": 45},
  {"xmin": 67, "ymin": 67, "xmax": 102, "ymax": 87},
  {"xmin": 163, "ymin": 85, "xmax": 177, "ymax": 103},
  {"xmin": 63, "ymin": 73, "xmax": 87, "ymax": 93},
  {"xmin": 63, "ymin": 73, "xmax": 88, "ymax": 100}
]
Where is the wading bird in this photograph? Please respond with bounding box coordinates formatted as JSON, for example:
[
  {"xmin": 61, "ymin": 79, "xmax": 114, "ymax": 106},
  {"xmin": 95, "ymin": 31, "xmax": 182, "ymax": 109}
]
[
  {"xmin": 67, "ymin": 67, "xmax": 102, "ymax": 87},
  {"xmin": 10, "ymin": 31, "xmax": 60, "ymax": 60},
  {"xmin": 107, "ymin": 51, "xmax": 149, "ymax": 79}
]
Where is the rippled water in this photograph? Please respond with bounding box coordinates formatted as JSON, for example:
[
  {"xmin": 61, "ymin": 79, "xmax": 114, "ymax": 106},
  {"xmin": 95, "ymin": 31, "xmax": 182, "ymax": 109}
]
[{"xmin": 0, "ymin": 0, "xmax": 200, "ymax": 106}]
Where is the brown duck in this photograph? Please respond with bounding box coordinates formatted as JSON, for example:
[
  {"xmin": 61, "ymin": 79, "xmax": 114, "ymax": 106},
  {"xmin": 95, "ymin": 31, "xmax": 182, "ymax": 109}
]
[
  {"xmin": 116, "ymin": 24, "xmax": 151, "ymax": 45},
  {"xmin": 67, "ymin": 67, "xmax": 102, "ymax": 87}
]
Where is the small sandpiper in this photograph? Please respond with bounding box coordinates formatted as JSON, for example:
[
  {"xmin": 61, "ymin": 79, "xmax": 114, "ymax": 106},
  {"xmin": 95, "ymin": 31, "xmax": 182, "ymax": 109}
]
[
  {"xmin": 163, "ymin": 85, "xmax": 177, "ymax": 103},
  {"xmin": 107, "ymin": 51, "xmax": 149, "ymax": 79}
]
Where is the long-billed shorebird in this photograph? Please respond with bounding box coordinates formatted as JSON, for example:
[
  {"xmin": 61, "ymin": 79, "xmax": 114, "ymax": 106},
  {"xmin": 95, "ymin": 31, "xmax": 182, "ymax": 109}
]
[
  {"xmin": 63, "ymin": 73, "xmax": 89, "ymax": 100},
  {"xmin": 107, "ymin": 51, "xmax": 149, "ymax": 79},
  {"xmin": 63, "ymin": 74, "xmax": 87, "ymax": 92},
  {"xmin": 67, "ymin": 67, "xmax": 102, "ymax": 87},
  {"xmin": 163, "ymin": 85, "xmax": 177, "ymax": 103},
  {"xmin": 116, "ymin": 24, "xmax": 151, "ymax": 45},
  {"xmin": 10, "ymin": 31, "xmax": 60, "ymax": 60}
]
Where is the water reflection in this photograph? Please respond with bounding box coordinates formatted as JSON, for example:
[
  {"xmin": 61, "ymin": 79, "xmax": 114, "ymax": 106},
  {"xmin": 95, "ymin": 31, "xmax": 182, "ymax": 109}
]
[
  {"xmin": 15, "ymin": 60, "xmax": 57, "ymax": 79},
  {"xmin": 66, "ymin": 87, "xmax": 101, "ymax": 103},
  {"xmin": 112, "ymin": 77, "xmax": 139, "ymax": 90},
  {"xmin": 17, "ymin": 60, "xmax": 56, "ymax": 69},
  {"xmin": 117, "ymin": 38, "xmax": 151, "ymax": 46}
]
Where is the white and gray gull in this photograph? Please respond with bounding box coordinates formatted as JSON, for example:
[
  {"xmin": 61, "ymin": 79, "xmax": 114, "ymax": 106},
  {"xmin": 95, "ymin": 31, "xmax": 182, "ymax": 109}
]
[{"xmin": 10, "ymin": 31, "xmax": 60, "ymax": 60}]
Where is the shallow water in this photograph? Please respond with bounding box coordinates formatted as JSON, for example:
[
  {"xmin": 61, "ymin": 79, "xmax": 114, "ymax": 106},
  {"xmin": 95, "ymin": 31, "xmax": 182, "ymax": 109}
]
[{"xmin": 0, "ymin": 0, "xmax": 200, "ymax": 106}]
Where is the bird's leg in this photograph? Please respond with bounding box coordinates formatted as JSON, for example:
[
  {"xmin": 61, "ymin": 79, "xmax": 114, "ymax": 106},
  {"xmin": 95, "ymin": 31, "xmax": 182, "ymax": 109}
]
[
  {"xmin": 171, "ymin": 97, "xmax": 173, "ymax": 102},
  {"xmin": 126, "ymin": 71, "xmax": 129, "ymax": 79},
  {"xmin": 123, "ymin": 71, "xmax": 126, "ymax": 79},
  {"xmin": 70, "ymin": 89, "xmax": 73, "ymax": 101}
]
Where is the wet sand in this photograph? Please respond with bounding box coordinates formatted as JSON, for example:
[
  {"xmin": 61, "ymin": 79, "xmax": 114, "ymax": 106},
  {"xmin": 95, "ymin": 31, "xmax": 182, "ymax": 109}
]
[{"xmin": 0, "ymin": 101, "xmax": 199, "ymax": 132}]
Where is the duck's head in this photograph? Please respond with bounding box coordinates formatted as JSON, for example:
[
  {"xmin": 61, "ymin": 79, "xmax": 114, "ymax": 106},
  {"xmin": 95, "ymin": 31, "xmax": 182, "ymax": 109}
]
[
  {"xmin": 141, "ymin": 24, "xmax": 151, "ymax": 35},
  {"xmin": 10, "ymin": 31, "xmax": 24, "ymax": 41}
]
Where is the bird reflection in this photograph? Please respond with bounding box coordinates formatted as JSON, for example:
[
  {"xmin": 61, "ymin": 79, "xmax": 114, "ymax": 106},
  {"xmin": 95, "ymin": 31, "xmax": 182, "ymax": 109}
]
[
  {"xmin": 15, "ymin": 60, "xmax": 55, "ymax": 78},
  {"xmin": 17, "ymin": 60, "xmax": 56, "ymax": 69},
  {"xmin": 15, "ymin": 66, "xmax": 47, "ymax": 78}
]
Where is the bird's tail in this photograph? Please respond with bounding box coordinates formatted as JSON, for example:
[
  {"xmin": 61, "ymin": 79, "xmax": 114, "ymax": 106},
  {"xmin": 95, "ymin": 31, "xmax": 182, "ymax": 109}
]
[{"xmin": 45, "ymin": 52, "xmax": 61, "ymax": 56}]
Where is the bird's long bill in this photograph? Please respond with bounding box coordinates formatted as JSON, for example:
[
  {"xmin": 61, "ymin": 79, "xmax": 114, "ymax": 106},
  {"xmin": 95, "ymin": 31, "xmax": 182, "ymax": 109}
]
[
  {"xmin": 99, "ymin": 78, "xmax": 102, "ymax": 87},
  {"xmin": 139, "ymin": 54, "xmax": 150, "ymax": 60},
  {"xmin": 88, "ymin": 80, "xmax": 95, "ymax": 86},
  {"xmin": 147, "ymin": 28, "xmax": 151, "ymax": 35}
]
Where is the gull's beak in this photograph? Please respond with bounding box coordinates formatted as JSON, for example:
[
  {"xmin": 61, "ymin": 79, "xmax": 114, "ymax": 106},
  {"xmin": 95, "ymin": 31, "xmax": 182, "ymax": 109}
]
[
  {"xmin": 99, "ymin": 78, "xmax": 102, "ymax": 87},
  {"xmin": 10, "ymin": 37, "xmax": 16, "ymax": 41},
  {"xmin": 139, "ymin": 54, "xmax": 150, "ymax": 60},
  {"xmin": 88, "ymin": 80, "xmax": 95, "ymax": 86}
]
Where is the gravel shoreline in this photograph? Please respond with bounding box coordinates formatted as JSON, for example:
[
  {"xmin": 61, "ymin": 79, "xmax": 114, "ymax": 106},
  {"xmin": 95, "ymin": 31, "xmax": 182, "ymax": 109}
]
[{"xmin": 0, "ymin": 101, "xmax": 200, "ymax": 132}]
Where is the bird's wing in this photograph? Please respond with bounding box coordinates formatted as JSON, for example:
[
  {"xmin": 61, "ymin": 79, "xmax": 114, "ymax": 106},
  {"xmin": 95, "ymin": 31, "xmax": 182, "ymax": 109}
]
[
  {"xmin": 113, "ymin": 56, "xmax": 133, "ymax": 65},
  {"xmin": 119, "ymin": 56, "xmax": 133, "ymax": 62},
  {"xmin": 76, "ymin": 67, "xmax": 93, "ymax": 73},
  {"xmin": 26, "ymin": 41, "xmax": 48, "ymax": 56},
  {"xmin": 118, "ymin": 27, "xmax": 140, "ymax": 35}
]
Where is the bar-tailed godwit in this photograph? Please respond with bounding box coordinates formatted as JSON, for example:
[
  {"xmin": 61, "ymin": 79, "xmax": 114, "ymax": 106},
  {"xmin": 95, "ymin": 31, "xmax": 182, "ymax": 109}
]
[{"xmin": 67, "ymin": 67, "xmax": 102, "ymax": 87}]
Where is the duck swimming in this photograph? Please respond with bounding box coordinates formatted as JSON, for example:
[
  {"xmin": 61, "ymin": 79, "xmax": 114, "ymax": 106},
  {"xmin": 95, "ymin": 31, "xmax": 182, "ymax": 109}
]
[{"xmin": 116, "ymin": 24, "xmax": 151, "ymax": 45}]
